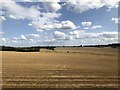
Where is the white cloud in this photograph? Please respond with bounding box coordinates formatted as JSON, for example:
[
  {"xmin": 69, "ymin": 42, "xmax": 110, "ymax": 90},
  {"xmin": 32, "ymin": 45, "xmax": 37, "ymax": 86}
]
[
  {"xmin": 81, "ymin": 21, "xmax": 102, "ymax": 30},
  {"xmin": 52, "ymin": 23, "xmax": 63, "ymax": 29},
  {"xmin": 36, "ymin": 29, "xmax": 44, "ymax": 32},
  {"xmin": 104, "ymin": 0, "xmax": 119, "ymax": 9},
  {"xmin": 19, "ymin": 35, "xmax": 27, "ymax": 40},
  {"xmin": 61, "ymin": 20, "xmax": 77, "ymax": 29},
  {"xmin": 43, "ymin": 1, "xmax": 61, "ymax": 12},
  {"xmin": 69, "ymin": 30, "xmax": 118, "ymax": 40},
  {"xmin": 51, "ymin": 30, "xmax": 118, "ymax": 45},
  {"xmin": 18, "ymin": 34, "xmax": 40, "ymax": 40},
  {"xmin": 2, "ymin": 0, "xmax": 78, "ymax": 31},
  {"xmin": 81, "ymin": 22, "xmax": 92, "ymax": 27},
  {"xmin": 0, "ymin": 31, "xmax": 5, "ymax": 35},
  {"xmin": 42, "ymin": 12, "xmax": 62, "ymax": 19},
  {"xmin": 98, "ymin": 32, "xmax": 118, "ymax": 38},
  {"xmin": 0, "ymin": 16, "xmax": 6, "ymax": 22},
  {"xmin": 83, "ymin": 27, "xmax": 89, "ymax": 30},
  {"xmin": 0, "ymin": 38, "xmax": 8, "ymax": 45},
  {"xmin": 1, "ymin": 31, "xmax": 118, "ymax": 46},
  {"xmin": 2, "ymin": 0, "xmax": 40, "ymax": 20},
  {"xmin": 53, "ymin": 31, "xmax": 67, "ymax": 40},
  {"xmin": 64, "ymin": 0, "xmax": 120, "ymax": 13},
  {"xmin": 111, "ymin": 17, "xmax": 120, "ymax": 24},
  {"xmin": 91, "ymin": 25, "xmax": 102, "ymax": 29},
  {"xmin": 29, "ymin": 16, "xmax": 77, "ymax": 30},
  {"xmin": 1, "ymin": 33, "xmax": 43, "ymax": 46},
  {"xmin": 80, "ymin": 38, "xmax": 118, "ymax": 45},
  {"xmin": 13, "ymin": 0, "xmax": 61, "ymax": 2},
  {"xmin": 44, "ymin": 0, "xmax": 60, "ymax": 2},
  {"xmin": 69, "ymin": 30, "xmax": 98, "ymax": 39},
  {"xmin": 28, "ymin": 12, "xmax": 62, "ymax": 30},
  {"xmin": 9, "ymin": 15, "xmax": 16, "ymax": 19},
  {"xmin": 2, "ymin": 38, "xmax": 6, "ymax": 42},
  {"xmin": 15, "ymin": 0, "xmax": 35, "ymax": 2}
]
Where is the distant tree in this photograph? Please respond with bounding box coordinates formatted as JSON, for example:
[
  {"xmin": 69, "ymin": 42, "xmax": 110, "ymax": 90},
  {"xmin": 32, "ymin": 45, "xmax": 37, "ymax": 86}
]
[{"xmin": 67, "ymin": 51, "xmax": 69, "ymax": 53}]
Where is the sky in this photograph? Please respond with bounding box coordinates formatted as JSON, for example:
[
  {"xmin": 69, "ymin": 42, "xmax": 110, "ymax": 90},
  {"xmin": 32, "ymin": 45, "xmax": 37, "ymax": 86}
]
[{"xmin": 0, "ymin": 0, "xmax": 120, "ymax": 46}]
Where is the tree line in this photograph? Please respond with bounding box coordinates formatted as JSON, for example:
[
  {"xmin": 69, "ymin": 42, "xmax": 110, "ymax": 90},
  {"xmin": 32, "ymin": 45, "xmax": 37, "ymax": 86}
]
[
  {"xmin": 0, "ymin": 43, "xmax": 119, "ymax": 52},
  {"xmin": 0, "ymin": 46, "xmax": 56, "ymax": 52}
]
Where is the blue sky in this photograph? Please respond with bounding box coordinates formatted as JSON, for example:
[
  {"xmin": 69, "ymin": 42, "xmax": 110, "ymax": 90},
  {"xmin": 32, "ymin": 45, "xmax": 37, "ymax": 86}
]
[{"xmin": 0, "ymin": 0, "xmax": 119, "ymax": 46}]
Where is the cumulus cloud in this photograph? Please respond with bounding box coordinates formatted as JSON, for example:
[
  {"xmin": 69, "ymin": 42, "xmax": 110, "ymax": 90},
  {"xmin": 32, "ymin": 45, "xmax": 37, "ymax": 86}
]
[
  {"xmin": 28, "ymin": 14, "xmax": 60, "ymax": 30},
  {"xmin": 80, "ymin": 38, "xmax": 118, "ymax": 45},
  {"xmin": 28, "ymin": 12, "xmax": 61, "ymax": 31},
  {"xmin": 15, "ymin": 0, "xmax": 35, "ymax": 2},
  {"xmin": 0, "ymin": 33, "xmax": 43, "ymax": 46},
  {"xmin": 91, "ymin": 25, "xmax": 102, "ymax": 29},
  {"xmin": 61, "ymin": 20, "xmax": 77, "ymax": 29},
  {"xmin": 43, "ymin": 1, "xmax": 61, "ymax": 12},
  {"xmin": 18, "ymin": 34, "xmax": 40, "ymax": 40},
  {"xmin": 1, "ymin": 0, "xmax": 78, "ymax": 31},
  {"xmin": 0, "ymin": 16, "xmax": 6, "ymax": 22},
  {"xmin": 98, "ymin": 32, "xmax": 118, "ymax": 38},
  {"xmin": 28, "ymin": 12, "xmax": 62, "ymax": 30},
  {"xmin": 64, "ymin": 0, "xmax": 120, "ymax": 13},
  {"xmin": 104, "ymin": 0, "xmax": 119, "ymax": 9},
  {"xmin": 2, "ymin": 0, "xmax": 40, "ymax": 20},
  {"xmin": 0, "ymin": 31, "xmax": 5, "ymax": 35},
  {"xmin": 111, "ymin": 17, "xmax": 120, "ymax": 24},
  {"xmin": 1, "ymin": 31, "xmax": 118, "ymax": 46},
  {"xmin": 53, "ymin": 31, "xmax": 67, "ymax": 40},
  {"xmin": 69, "ymin": 30, "xmax": 118, "ymax": 40},
  {"xmin": 47, "ymin": 30, "xmax": 118, "ymax": 45},
  {"xmin": 29, "ymin": 17, "xmax": 77, "ymax": 31},
  {"xmin": 0, "ymin": 38, "xmax": 6, "ymax": 45},
  {"xmin": 42, "ymin": 12, "xmax": 62, "ymax": 19},
  {"xmin": 1, "ymin": 0, "xmax": 119, "ymax": 46},
  {"xmin": 81, "ymin": 22, "xmax": 92, "ymax": 27},
  {"xmin": 69, "ymin": 30, "xmax": 98, "ymax": 39},
  {"xmin": 52, "ymin": 30, "xmax": 118, "ymax": 43},
  {"xmin": 9, "ymin": 15, "xmax": 16, "ymax": 19},
  {"xmin": 19, "ymin": 35, "xmax": 27, "ymax": 40},
  {"xmin": 81, "ymin": 21, "xmax": 102, "ymax": 30},
  {"xmin": 0, "ymin": 38, "xmax": 8, "ymax": 45}
]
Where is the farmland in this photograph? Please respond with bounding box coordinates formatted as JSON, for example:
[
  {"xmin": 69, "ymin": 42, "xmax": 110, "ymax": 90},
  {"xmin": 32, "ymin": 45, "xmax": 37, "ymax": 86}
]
[{"xmin": 1, "ymin": 47, "xmax": 119, "ymax": 89}]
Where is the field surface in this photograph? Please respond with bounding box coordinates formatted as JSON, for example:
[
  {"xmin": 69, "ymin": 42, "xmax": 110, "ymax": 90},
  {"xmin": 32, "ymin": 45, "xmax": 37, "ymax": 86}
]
[{"xmin": 2, "ymin": 47, "xmax": 119, "ymax": 88}]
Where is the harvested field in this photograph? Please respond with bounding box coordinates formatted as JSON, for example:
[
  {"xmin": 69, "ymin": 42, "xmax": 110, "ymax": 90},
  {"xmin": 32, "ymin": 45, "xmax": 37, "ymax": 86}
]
[{"xmin": 1, "ymin": 47, "xmax": 119, "ymax": 89}]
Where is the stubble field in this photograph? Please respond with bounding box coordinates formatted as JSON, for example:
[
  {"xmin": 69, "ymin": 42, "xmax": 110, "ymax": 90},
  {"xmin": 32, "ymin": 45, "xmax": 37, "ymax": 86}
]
[{"xmin": 1, "ymin": 47, "xmax": 119, "ymax": 89}]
